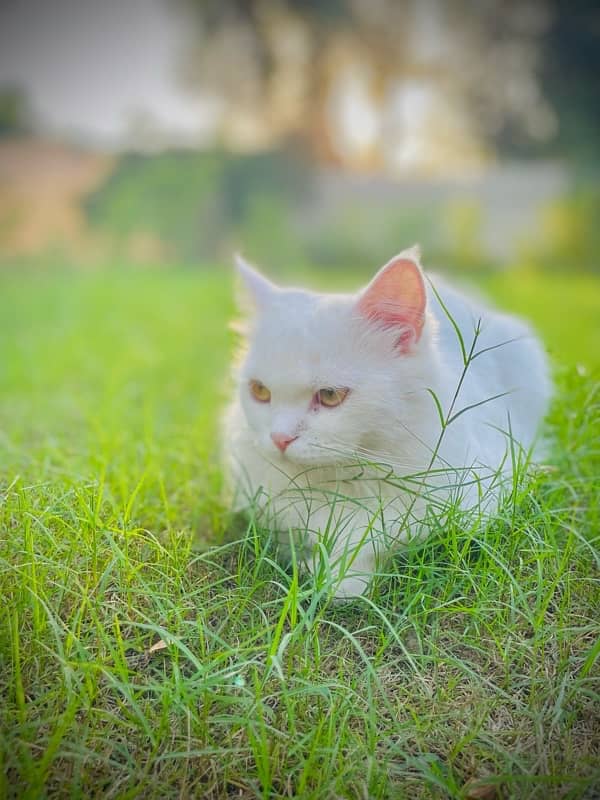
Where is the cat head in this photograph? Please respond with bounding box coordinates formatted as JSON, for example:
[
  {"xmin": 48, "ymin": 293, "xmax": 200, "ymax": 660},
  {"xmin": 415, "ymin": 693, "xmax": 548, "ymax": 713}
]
[{"xmin": 234, "ymin": 248, "xmax": 435, "ymax": 468}]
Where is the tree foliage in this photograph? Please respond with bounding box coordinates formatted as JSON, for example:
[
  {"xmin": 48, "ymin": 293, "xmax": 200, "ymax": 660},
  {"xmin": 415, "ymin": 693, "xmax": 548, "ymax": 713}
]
[
  {"xmin": 176, "ymin": 0, "xmax": 560, "ymax": 169},
  {"xmin": 0, "ymin": 87, "xmax": 29, "ymax": 138}
]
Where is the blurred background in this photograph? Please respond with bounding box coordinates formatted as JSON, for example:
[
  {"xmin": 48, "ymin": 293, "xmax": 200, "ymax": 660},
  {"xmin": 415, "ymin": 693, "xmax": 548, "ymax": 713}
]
[{"xmin": 0, "ymin": 0, "xmax": 599, "ymax": 366}]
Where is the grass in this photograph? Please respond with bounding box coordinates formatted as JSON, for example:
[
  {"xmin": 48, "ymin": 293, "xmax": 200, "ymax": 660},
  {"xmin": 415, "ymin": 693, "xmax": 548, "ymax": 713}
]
[
  {"xmin": 1, "ymin": 265, "xmax": 599, "ymax": 799},
  {"xmin": 482, "ymin": 269, "xmax": 600, "ymax": 371}
]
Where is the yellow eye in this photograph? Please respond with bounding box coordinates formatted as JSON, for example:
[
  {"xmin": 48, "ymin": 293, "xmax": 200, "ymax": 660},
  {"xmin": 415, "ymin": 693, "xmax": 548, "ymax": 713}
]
[
  {"xmin": 249, "ymin": 379, "xmax": 271, "ymax": 403},
  {"xmin": 317, "ymin": 387, "xmax": 349, "ymax": 407}
]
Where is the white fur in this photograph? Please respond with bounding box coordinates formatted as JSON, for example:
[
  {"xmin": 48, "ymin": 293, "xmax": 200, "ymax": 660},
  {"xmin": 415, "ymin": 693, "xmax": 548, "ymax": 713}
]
[{"xmin": 224, "ymin": 249, "xmax": 551, "ymax": 598}]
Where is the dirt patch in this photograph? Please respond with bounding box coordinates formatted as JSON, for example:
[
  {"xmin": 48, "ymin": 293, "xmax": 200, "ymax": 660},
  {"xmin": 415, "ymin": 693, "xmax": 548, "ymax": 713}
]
[{"xmin": 0, "ymin": 137, "xmax": 114, "ymax": 259}]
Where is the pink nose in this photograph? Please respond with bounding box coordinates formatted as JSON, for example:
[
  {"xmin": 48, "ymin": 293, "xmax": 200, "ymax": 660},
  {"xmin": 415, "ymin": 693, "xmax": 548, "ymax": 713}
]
[{"xmin": 270, "ymin": 432, "xmax": 298, "ymax": 452}]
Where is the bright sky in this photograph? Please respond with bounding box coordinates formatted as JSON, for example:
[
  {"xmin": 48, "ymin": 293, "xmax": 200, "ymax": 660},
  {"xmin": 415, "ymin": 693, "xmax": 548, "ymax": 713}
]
[{"xmin": 0, "ymin": 0, "xmax": 215, "ymax": 148}]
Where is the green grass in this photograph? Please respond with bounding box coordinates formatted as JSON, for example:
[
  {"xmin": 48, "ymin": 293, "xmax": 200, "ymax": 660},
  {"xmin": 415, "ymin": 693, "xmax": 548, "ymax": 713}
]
[
  {"xmin": 483, "ymin": 270, "xmax": 600, "ymax": 371},
  {"xmin": 1, "ymin": 266, "xmax": 599, "ymax": 799}
]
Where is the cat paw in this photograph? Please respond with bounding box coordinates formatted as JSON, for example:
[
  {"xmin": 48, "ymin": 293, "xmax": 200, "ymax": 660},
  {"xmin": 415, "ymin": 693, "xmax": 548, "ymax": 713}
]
[{"xmin": 331, "ymin": 573, "xmax": 370, "ymax": 600}]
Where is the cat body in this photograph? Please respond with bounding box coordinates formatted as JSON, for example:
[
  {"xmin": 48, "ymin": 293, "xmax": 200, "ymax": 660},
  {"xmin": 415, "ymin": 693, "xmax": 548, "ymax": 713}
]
[{"xmin": 224, "ymin": 249, "xmax": 551, "ymax": 597}]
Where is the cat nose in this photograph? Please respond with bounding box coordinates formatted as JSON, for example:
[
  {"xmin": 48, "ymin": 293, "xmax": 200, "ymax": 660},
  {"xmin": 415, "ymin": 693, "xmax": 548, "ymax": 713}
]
[{"xmin": 270, "ymin": 432, "xmax": 298, "ymax": 452}]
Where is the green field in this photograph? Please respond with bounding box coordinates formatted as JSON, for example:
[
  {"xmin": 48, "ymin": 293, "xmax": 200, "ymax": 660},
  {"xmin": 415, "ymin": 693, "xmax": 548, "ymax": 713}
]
[{"xmin": 1, "ymin": 266, "xmax": 599, "ymax": 798}]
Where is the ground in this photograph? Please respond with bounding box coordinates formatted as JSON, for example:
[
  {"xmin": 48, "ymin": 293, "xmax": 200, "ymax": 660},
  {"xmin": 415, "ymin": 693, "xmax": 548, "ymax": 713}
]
[{"xmin": 1, "ymin": 266, "xmax": 599, "ymax": 799}]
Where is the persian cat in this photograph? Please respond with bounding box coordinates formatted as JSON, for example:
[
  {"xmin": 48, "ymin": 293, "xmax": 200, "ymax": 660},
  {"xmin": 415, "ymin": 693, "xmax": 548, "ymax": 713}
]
[{"xmin": 224, "ymin": 248, "xmax": 551, "ymax": 598}]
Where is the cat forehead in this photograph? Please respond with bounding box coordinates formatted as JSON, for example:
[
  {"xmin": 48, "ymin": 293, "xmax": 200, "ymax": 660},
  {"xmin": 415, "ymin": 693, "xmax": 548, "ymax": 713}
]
[
  {"xmin": 244, "ymin": 290, "xmax": 362, "ymax": 378},
  {"xmin": 256, "ymin": 289, "xmax": 351, "ymax": 338}
]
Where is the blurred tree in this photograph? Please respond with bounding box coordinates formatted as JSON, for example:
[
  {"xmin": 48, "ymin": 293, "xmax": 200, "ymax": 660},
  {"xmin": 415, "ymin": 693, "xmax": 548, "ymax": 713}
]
[
  {"xmin": 541, "ymin": 0, "xmax": 600, "ymax": 162},
  {"xmin": 175, "ymin": 0, "xmax": 558, "ymax": 173},
  {"xmin": 492, "ymin": 0, "xmax": 600, "ymax": 162},
  {"xmin": 0, "ymin": 87, "xmax": 30, "ymax": 137},
  {"xmin": 84, "ymin": 147, "xmax": 311, "ymax": 262}
]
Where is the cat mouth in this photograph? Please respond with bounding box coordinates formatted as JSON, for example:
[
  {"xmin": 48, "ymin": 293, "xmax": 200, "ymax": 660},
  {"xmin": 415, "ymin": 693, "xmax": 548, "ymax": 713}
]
[
  {"xmin": 261, "ymin": 437, "xmax": 351, "ymax": 467},
  {"xmin": 272, "ymin": 448, "xmax": 347, "ymax": 468}
]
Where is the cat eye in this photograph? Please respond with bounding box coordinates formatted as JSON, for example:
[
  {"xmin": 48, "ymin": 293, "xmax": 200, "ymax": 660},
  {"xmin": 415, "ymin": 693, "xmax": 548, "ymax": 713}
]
[
  {"xmin": 317, "ymin": 387, "xmax": 349, "ymax": 408},
  {"xmin": 249, "ymin": 379, "xmax": 271, "ymax": 403}
]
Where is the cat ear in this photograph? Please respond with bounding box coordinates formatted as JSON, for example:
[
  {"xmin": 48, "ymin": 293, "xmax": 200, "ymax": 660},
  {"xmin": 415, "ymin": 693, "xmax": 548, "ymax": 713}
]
[
  {"xmin": 357, "ymin": 248, "xmax": 427, "ymax": 351},
  {"xmin": 234, "ymin": 254, "xmax": 277, "ymax": 310}
]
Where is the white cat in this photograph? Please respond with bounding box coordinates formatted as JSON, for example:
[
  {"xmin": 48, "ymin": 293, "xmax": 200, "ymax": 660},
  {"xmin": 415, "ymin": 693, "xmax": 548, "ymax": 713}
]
[{"xmin": 224, "ymin": 248, "xmax": 551, "ymax": 598}]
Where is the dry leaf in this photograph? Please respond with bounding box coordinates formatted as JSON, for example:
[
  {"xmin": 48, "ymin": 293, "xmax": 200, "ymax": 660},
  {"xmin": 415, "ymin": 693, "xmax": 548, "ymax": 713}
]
[
  {"xmin": 463, "ymin": 778, "xmax": 501, "ymax": 799},
  {"xmin": 148, "ymin": 639, "xmax": 168, "ymax": 654}
]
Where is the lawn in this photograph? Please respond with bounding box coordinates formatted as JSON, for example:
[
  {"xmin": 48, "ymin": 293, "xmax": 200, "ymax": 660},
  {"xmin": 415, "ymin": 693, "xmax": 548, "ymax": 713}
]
[{"xmin": 1, "ymin": 265, "xmax": 599, "ymax": 799}]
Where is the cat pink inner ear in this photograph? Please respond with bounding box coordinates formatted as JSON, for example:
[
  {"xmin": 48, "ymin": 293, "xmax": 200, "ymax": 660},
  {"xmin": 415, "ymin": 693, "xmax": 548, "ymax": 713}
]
[{"xmin": 357, "ymin": 256, "xmax": 426, "ymax": 349}]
